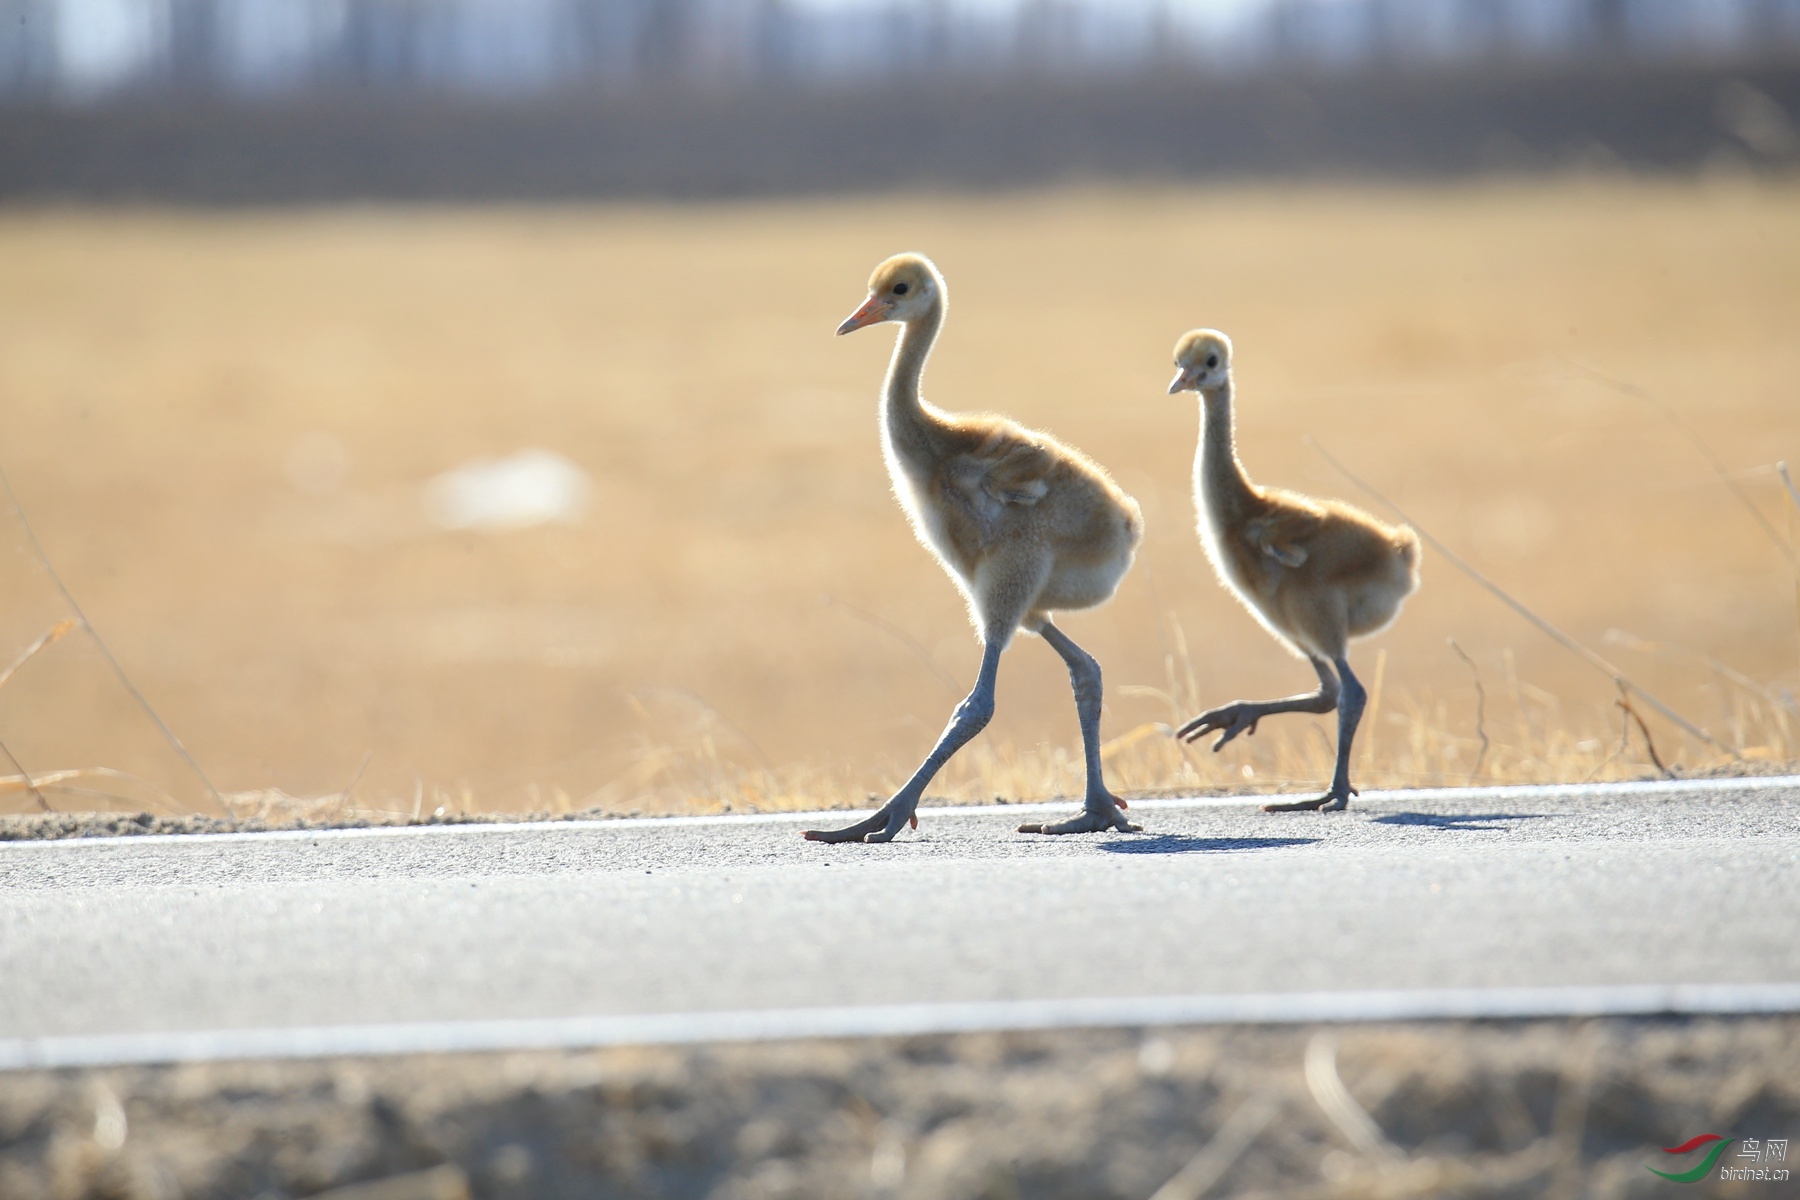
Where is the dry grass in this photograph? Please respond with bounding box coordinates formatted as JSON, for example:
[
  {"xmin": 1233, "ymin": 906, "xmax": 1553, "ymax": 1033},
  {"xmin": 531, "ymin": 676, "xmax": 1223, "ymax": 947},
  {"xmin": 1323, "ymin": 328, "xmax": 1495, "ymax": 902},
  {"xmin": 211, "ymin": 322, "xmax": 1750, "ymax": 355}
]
[
  {"xmin": 0, "ymin": 177, "xmax": 1796, "ymax": 817},
  {"xmin": 4, "ymin": 1018, "xmax": 1797, "ymax": 1199}
]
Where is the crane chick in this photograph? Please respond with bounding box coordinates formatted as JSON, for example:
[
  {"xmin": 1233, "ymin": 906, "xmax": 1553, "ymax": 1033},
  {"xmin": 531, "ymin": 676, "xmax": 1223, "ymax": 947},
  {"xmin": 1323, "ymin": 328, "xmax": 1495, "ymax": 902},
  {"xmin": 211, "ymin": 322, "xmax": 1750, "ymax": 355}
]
[
  {"xmin": 804, "ymin": 253, "xmax": 1143, "ymax": 843},
  {"xmin": 1169, "ymin": 330, "xmax": 1420, "ymax": 812}
]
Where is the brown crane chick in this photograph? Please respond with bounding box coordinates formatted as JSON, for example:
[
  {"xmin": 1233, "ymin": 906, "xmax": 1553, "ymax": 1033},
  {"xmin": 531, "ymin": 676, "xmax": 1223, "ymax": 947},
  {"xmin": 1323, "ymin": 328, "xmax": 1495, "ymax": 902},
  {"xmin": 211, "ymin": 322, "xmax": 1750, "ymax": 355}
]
[
  {"xmin": 804, "ymin": 253, "xmax": 1144, "ymax": 843},
  {"xmin": 1168, "ymin": 330, "xmax": 1420, "ymax": 812}
]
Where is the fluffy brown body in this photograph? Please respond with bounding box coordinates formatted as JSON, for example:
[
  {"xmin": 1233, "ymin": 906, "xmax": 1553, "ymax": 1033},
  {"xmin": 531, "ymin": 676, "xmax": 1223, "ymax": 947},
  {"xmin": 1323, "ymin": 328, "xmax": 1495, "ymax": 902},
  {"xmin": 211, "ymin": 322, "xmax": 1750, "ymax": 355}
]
[
  {"xmin": 887, "ymin": 376, "xmax": 1142, "ymax": 640},
  {"xmin": 1198, "ymin": 483, "xmax": 1419, "ymax": 666},
  {"xmin": 803, "ymin": 254, "xmax": 1143, "ymax": 842},
  {"xmin": 1173, "ymin": 329, "xmax": 1420, "ymax": 812}
]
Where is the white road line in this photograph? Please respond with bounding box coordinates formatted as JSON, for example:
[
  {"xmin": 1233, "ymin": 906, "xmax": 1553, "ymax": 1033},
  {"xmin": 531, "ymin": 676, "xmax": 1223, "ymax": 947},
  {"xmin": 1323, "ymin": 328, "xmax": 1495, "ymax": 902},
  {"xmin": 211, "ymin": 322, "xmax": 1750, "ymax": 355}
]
[
  {"xmin": 3, "ymin": 775, "xmax": 1795, "ymax": 852},
  {"xmin": 5, "ymin": 982, "xmax": 1799, "ymax": 1071}
]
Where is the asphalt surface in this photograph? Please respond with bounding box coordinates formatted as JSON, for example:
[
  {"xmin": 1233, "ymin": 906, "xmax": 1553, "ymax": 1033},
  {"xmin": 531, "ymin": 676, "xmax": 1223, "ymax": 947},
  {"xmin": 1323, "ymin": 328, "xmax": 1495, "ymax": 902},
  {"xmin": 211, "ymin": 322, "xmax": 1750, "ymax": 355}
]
[{"xmin": 2, "ymin": 777, "xmax": 1798, "ymax": 1068}]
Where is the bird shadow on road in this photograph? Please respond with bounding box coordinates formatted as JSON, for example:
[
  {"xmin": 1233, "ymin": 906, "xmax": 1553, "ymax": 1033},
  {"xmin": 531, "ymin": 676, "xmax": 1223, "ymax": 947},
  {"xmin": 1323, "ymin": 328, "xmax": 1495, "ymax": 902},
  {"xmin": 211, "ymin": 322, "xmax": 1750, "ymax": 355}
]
[
  {"xmin": 1371, "ymin": 812, "xmax": 1549, "ymax": 832},
  {"xmin": 1099, "ymin": 835, "xmax": 1319, "ymax": 855}
]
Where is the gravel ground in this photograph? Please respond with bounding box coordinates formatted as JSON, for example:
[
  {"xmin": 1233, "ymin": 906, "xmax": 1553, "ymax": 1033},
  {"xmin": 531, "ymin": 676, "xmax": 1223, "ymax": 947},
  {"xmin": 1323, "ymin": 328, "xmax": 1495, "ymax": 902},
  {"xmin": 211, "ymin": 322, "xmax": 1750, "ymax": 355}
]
[{"xmin": 2, "ymin": 1018, "xmax": 1796, "ymax": 1200}]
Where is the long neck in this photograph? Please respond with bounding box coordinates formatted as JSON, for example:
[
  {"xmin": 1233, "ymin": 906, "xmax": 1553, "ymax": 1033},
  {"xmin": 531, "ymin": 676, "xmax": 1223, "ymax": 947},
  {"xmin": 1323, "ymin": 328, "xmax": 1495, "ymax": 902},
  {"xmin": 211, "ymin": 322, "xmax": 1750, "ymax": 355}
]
[
  {"xmin": 1198, "ymin": 377, "xmax": 1258, "ymax": 522},
  {"xmin": 882, "ymin": 300, "xmax": 949, "ymax": 466}
]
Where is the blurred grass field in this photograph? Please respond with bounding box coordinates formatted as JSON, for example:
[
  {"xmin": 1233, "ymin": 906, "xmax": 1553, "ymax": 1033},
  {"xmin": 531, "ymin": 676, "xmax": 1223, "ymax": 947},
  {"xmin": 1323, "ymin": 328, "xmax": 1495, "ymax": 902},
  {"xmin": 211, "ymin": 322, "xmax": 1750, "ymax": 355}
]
[{"xmin": 0, "ymin": 177, "xmax": 1796, "ymax": 818}]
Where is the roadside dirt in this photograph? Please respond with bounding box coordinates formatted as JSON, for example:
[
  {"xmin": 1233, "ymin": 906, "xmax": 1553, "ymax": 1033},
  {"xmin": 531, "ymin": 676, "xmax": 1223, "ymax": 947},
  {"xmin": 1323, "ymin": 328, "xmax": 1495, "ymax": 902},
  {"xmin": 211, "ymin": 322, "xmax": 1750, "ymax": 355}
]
[
  {"xmin": 0, "ymin": 789, "xmax": 1276, "ymax": 842},
  {"xmin": 2, "ymin": 1017, "xmax": 1795, "ymax": 1199},
  {"xmin": 5, "ymin": 761, "xmax": 1793, "ymax": 843},
  {"xmin": 0, "ymin": 806, "xmax": 590, "ymax": 842}
]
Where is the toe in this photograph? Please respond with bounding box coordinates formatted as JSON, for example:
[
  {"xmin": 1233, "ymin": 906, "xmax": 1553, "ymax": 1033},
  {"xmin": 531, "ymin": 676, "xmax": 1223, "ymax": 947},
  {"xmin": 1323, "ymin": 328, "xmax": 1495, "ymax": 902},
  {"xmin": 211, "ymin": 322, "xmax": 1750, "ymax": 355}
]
[
  {"xmin": 802, "ymin": 827, "xmax": 859, "ymax": 842},
  {"xmin": 1022, "ymin": 803, "xmax": 1142, "ymax": 835},
  {"xmin": 802, "ymin": 809, "xmax": 894, "ymax": 842}
]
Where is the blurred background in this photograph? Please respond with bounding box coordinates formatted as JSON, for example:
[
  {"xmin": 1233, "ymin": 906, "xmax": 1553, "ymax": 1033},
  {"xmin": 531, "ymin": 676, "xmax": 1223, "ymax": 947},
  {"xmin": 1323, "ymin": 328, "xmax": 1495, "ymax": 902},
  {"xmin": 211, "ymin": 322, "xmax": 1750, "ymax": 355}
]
[
  {"xmin": 4, "ymin": 0, "xmax": 1800, "ymax": 198},
  {"xmin": 0, "ymin": 0, "xmax": 1796, "ymax": 817}
]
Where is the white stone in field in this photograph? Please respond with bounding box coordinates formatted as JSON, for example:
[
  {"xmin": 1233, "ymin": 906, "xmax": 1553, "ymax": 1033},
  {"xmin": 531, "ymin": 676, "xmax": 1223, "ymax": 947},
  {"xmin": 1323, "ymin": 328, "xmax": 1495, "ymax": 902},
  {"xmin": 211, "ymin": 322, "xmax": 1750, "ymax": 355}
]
[{"xmin": 423, "ymin": 449, "xmax": 591, "ymax": 531}]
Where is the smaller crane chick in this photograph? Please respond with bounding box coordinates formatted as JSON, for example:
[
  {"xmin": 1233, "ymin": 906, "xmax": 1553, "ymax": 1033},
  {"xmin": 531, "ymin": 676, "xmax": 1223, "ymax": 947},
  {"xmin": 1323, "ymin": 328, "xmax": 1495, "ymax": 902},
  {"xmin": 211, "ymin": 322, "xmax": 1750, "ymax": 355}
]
[{"xmin": 1169, "ymin": 330, "xmax": 1420, "ymax": 812}]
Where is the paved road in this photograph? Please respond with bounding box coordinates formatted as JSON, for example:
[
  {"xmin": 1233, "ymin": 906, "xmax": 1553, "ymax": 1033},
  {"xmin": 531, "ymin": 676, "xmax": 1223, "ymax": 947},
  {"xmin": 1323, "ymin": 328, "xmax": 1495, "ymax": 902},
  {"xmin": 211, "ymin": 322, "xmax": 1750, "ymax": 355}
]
[{"xmin": 3, "ymin": 777, "xmax": 1798, "ymax": 1068}]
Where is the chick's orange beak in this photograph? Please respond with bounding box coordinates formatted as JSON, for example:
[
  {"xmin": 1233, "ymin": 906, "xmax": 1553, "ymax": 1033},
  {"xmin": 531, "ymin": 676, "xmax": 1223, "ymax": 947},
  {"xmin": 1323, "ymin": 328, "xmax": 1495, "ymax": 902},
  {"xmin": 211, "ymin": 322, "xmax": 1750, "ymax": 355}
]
[
  {"xmin": 1168, "ymin": 367, "xmax": 1193, "ymax": 395},
  {"xmin": 837, "ymin": 294, "xmax": 891, "ymax": 336}
]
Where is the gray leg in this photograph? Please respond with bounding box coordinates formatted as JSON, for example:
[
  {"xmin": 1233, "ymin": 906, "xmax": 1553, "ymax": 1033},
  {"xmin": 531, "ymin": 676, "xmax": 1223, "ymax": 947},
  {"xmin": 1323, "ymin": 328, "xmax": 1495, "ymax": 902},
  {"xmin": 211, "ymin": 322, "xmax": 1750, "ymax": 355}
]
[
  {"xmin": 803, "ymin": 639, "xmax": 1003, "ymax": 844},
  {"xmin": 1177, "ymin": 656, "xmax": 1339, "ymax": 750},
  {"xmin": 1017, "ymin": 622, "xmax": 1141, "ymax": 836},
  {"xmin": 1262, "ymin": 656, "xmax": 1364, "ymax": 813}
]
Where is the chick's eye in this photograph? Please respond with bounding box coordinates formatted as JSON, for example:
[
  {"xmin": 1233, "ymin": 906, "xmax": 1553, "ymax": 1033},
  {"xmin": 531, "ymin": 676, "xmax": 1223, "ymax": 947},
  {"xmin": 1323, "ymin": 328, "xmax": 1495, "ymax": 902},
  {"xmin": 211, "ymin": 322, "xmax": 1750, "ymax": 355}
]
[
  {"xmin": 1206, "ymin": 354, "xmax": 1219, "ymax": 368},
  {"xmin": 892, "ymin": 282, "xmax": 909, "ymax": 295}
]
